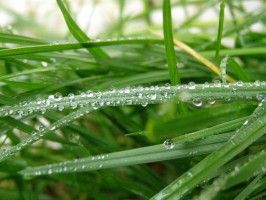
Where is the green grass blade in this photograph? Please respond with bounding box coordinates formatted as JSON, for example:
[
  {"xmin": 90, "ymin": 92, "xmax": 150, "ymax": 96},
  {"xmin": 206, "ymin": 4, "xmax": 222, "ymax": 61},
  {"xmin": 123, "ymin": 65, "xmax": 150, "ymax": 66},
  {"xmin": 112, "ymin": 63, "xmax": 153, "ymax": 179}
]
[
  {"xmin": 56, "ymin": 0, "xmax": 109, "ymax": 59},
  {"xmin": 19, "ymin": 133, "xmax": 231, "ymax": 177},
  {"xmin": 228, "ymin": 57, "xmax": 250, "ymax": 82},
  {"xmin": 0, "ymin": 108, "xmax": 93, "ymax": 163},
  {"xmin": 163, "ymin": 0, "xmax": 180, "ymax": 85},
  {"xmin": 151, "ymin": 100, "xmax": 266, "ymax": 199},
  {"xmin": 0, "ymin": 82, "xmax": 265, "ymax": 119},
  {"xmin": 214, "ymin": 0, "xmax": 225, "ymax": 64},
  {"xmin": 194, "ymin": 150, "xmax": 266, "ymax": 200},
  {"xmin": 0, "ymin": 38, "xmax": 163, "ymax": 58}
]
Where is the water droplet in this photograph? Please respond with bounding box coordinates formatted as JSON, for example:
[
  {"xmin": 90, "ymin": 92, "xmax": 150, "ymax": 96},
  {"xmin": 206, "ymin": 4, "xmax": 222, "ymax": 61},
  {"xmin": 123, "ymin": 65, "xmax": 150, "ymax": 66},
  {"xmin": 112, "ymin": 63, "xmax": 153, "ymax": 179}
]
[
  {"xmin": 213, "ymin": 80, "xmax": 221, "ymax": 87},
  {"xmin": 192, "ymin": 98, "xmax": 202, "ymax": 107},
  {"xmin": 207, "ymin": 97, "xmax": 216, "ymax": 105},
  {"xmin": 39, "ymin": 126, "xmax": 45, "ymax": 131},
  {"xmin": 187, "ymin": 172, "xmax": 193, "ymax": 178},
  {"xmin": 57, "ymin": 105, "xmax": 64, "ymax": 111},
  {"xmin": 165, "ymin": 83, "xmax": 171, "ymax": 89},
  {"xmin": 188, "ymin": 82, "xmax": 196, "ymax": 89},
  {"xmin": 150, "ymin": 93, "xmax": 157, "ymax": 100},
  {"xmin": 163, "ymin": 139, "xmax": 174, "ymax": 149},
  {"xmin": 41, "ymin": 61, "xmax": 48, "ymax": 67},
  {"xmin": 48, "ymin": 168, "xmax": 52, "ymax": 174},
  {"xmin": 141, "ymin": 102, "xmax": 148, "ymax": 107},
  {"xmin": 70, "ymin": 102, "xmax": 78, "ymax": 109},
  {"xmin": 68, "ymin": 93, "xmax": 75, "ymax": 99},
  {"xmin": 236, "ymin": 81, "xmax": 243, "ymax": 86},
  {"xmin": 135, "ymin": 92, "xmax": 142, "ymax": 98},
  {"xmin": 254, "ymin": 80, "xmax": 261, "ymax": 86},
  {"xmin": 99, "ymin": 164, "xmax": 103, "ymax": 168},
  {"xmin": 49, "ymin": 126, "xmax": 56, "ymax": 131},
  {"xmin": 86, "ymin": 90, "xmax": 94, "ymax": 97},
  {"xmin": 54, "ymin": 92, "xmax": 62, "ymax": 101}
]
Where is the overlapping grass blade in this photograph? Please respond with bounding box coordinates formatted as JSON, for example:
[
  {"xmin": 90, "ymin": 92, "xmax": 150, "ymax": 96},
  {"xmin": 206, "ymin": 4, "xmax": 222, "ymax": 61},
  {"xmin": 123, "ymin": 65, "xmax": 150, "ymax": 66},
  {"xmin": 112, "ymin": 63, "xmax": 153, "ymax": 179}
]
[
  {"xmin": 0, "ymin": 108, "xmax": 93, "ymax": 163},
  {"xmin": 151, "ymin": 100, "xmax": 266, "ymax": 199},
  {"xmin": 20, "ymin": 132, "xmax": 232, "ymax": 176},
  {"xmin": 56, "ymin": 0, "xmax": 109, "ymax": 59}
]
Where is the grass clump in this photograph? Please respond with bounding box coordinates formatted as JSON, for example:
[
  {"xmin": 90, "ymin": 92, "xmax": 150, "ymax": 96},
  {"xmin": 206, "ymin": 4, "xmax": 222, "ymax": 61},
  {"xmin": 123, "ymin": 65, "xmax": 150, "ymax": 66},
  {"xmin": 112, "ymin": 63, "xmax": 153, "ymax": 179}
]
[{"xmin": 0, "ymin": 0, "xmax": 265, "ymax": 199}]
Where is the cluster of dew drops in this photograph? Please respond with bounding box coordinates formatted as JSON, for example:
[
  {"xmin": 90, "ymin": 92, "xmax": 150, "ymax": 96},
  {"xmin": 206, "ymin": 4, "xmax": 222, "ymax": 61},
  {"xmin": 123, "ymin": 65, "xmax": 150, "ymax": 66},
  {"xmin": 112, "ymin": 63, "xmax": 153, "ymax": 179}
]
[{"xmin": 1, "ymin": 80, "xmax": 265, "ymax": 118}]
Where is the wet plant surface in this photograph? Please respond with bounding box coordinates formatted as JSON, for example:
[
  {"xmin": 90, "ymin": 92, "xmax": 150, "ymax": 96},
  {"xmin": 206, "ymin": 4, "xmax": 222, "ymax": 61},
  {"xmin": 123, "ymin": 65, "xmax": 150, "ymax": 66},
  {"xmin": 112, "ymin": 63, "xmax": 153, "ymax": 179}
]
[{"xmin": 0, "ymin": 0, "xmax": 265, "ymax": 199}]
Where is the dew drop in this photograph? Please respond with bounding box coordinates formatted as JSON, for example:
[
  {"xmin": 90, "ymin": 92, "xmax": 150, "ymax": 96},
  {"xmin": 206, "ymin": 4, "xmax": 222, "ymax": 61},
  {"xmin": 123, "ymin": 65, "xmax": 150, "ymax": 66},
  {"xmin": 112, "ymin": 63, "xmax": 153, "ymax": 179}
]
[
  {"xmin": 135, "ymin": 92, "xmax": 142, "ymax": 98},
  {"xmin": 41, "ymin": 61, "xmax": 48, "ymax": 67},
  {"xmin": 188, "ymin": 82, "xmax": 196, "ymax": 89},
  {"xmin": 54, "ymin": 92, "xmax": 62, "ymax": 101},
  {"xmin": 68, "ymin": 93, "xmax": 75, "ymax": 99},
  {"xmin": 150, "ymin": 93, "xmax": 157, "ymax": 100},
  {"xmin": 57, "ymin": 105, "xmax": 64, "ymax": 111},
  {"xmin": 165, "ymin": 83, "xmax": 171, "ymax": 89},
  {"xmin": 49, "ymin": 126, "xmax": 56, "ymax": 131},
  {"xmin": 187, "ymin": 172, "xmax": 193, "ymax": 178},
  {"xmin": 160, "ymin": 90, "xmax": 168, "ymax": 97},
  {"xmin": 207, "ymin": 97, "xmax": 216, "ymax": 105},
  {"xmin": 163, "ymin": 139, "xmax": 174, "ymax": 150},
  {"xmin": 70, "ymin": 102, "xmax": 78, "ymax": 109},
  {"xmin": 39, "ymin": 125, "xmax": 45, "ymax": 131},
  {"xmin": 236, "ymin": 81, "xmax": 244, "ymax": 86},
  {"xmin": 213, "ymin": 79, "xmax": 221, "ymax": 87},
  {"xmin": 86, "ymin": 90, "xmax": 94, "ymax": 97},
  {"xmin": 192, "ymin": 98, "xmax": 202, "ymax": 107},
  {"xmin": 141, "ymin": 102, "xmax": 148, "ymax": 107},
  {"xmin": 254, "ymin": 80, "xmax": 261, "ymax": 86}
]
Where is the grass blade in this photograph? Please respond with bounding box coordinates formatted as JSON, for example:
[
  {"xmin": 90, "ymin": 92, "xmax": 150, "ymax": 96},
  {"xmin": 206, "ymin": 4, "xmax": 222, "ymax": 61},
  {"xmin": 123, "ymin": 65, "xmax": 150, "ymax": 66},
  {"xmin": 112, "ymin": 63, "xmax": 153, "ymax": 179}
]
[
  {"xmin": 151, "ymin": 100, "xmax": 266, "ymax": 199},
  {"xmin": 0, "ymin": 38, "xmax": 163, "ymax": 58},
  {"xmin": 215, "ymin": 0, "xmax": 225, "ymax": 64},
  {"xmin": 163, "ymin": 0, "xmax": 180, "ymax": 85},
  {"xmin": 56, "ymin": 0, "xmax": 109, "ymax": 59},
  {"xmin": 19, "ymin": 133, "xmax": 231, "ymax": 177}
]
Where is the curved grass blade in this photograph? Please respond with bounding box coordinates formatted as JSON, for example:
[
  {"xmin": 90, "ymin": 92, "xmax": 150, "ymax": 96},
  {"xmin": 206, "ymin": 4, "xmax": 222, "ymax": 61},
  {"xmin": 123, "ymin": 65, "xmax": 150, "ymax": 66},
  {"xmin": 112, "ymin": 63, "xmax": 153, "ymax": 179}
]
[
  {"xmin": 151, "ymin": 99, "xmax": 266, "ymax": 199},
  {"xmin": 56, "ymin": 0, "xmax": 109, "ymax": 59},
  {"xmin": 19, "ymin": 132, "xmax": 232, "ymax": 177},
  {"xmin": 0, "ymin": 108, "xmax": 93, "ymax": 163},
  {"xmin": 0, "ymin": 82, "xmax": 265, "ymax": 119},
  {"xmin": 194, "ymin": 150, "xmax": 266, "ymax": 200},
  {"xmin": 163, "ymin": 0, "xmax": 180, "ymax": 85},
  {"xmin": 0, "ymin": 33, "xmax": 46, "ymax": 45},
  {"xmin": 0, "ymin": 38, "xmax": 163, "ymax": 58}
]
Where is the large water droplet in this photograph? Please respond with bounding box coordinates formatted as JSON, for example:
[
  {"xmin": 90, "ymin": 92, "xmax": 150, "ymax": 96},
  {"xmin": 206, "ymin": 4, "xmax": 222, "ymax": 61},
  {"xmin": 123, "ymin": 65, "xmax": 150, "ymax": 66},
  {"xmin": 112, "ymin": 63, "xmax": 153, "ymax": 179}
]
[
  {"xmin": 192, "ymin": 98, "xmax": 202, "ymax": 107},
  {"xmin": 163, "ymin": 139, "xmax": 174, "ymax": 149}
]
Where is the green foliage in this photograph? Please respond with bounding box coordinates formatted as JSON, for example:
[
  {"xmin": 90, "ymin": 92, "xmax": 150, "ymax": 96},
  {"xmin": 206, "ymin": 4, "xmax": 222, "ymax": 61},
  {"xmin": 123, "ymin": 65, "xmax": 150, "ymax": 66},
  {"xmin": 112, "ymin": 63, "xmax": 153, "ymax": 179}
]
[{"xmin": 0, "ymin": 0, "xmax": 265, "ymax": 200}]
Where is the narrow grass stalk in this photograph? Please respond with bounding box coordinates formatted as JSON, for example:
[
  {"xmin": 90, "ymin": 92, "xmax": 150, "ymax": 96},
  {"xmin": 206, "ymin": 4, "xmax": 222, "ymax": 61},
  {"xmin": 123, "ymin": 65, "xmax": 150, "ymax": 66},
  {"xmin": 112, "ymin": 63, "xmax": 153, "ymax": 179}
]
[
  {"xmin": 214, "ymin": 0, "xmax": 225, "ymax": 64},
  {"xmin": 0, "ymin": 38, "xmax": 163, "ymax": 58},
  {"xmin": 56, "ymin": 0, "xmax": 109, "ymax": 59},
  {"xmin": 163, "ymin": 0, "xmax": 180, "ymax": 85}
]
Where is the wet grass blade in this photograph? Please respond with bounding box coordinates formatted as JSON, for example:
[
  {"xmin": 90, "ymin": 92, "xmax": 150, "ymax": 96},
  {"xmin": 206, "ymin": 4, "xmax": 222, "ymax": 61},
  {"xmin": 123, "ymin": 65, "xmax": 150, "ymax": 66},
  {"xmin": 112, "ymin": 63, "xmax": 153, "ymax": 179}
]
[
  {"xmin": 20, "ymin": 133, "xmax": 231, "ymax": 177},
  {"xmin": 151, "ymin": 100, "xmax": 266, "ymax": 199}
]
